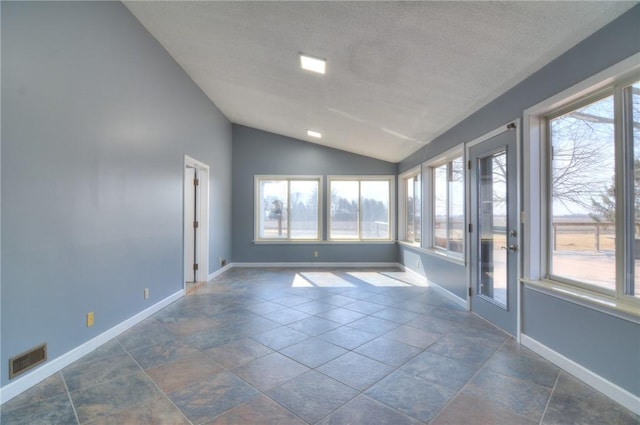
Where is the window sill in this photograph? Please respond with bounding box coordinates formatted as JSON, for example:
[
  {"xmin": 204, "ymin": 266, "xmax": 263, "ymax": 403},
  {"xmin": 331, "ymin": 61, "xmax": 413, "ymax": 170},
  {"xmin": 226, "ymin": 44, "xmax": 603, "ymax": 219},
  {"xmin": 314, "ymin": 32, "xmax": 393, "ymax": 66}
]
[
  {"xmin": 397, "ymin": 240, "xmax": 421, "ymax": 248},
  {"xmin": 521, "ymin": 278, "xmax": 640, "ymax": 324},
  {"xmin": 425, "ymin": 248, "xmax": 465, "ymax": 266},
  {"xmin": 253, "ymin": 240, "xmax": 395, "ymax": 245},
  {"xmin": 253, "ymin": 240, "xmax": 321, "ymax": 244},
  {"xmin": 397, "ymin": 242, "xmax": 466, "ymax": 267}
]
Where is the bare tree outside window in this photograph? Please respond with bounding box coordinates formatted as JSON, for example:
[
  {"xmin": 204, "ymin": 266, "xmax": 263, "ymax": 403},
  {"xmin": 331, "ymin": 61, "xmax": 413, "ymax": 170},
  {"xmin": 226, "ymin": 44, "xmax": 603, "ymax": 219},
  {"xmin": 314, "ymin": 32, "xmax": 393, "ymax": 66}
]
[
  {"xmin": 548, "ymin": 86, "xmax": 640, "ymax": 296},
  {"xmin": 549, "ymin": 95, "xmax": 616, "ymax": 290}
]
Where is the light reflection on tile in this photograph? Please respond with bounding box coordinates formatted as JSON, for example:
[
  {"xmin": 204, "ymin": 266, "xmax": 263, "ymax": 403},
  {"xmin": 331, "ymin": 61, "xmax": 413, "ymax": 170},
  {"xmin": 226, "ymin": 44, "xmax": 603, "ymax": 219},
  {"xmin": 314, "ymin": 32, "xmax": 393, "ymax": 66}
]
[
  {"xmin": 431, "ymin": 390, "xmax": 537, "ymax": 425},
  {"xmin": 232, "ymin": 352, "xmax": 309, "ymax": 391},
  {"xmin": 317, "ymin": 351, "xmax": 394, "ymax": 390},
  {"xmin": 366, "ymin": 370, "xmax": 456, "ymax": 423},
  {"xmin": 466, "ymin": 368, "xmax": 552, "ymax": 422},
  {"xmin": 204, "ymin": 337, "xmax": 273, "ymax": 369},
  {"xmin": 317, "ymin": 394, "xmax": 424, "ymax": 425},
  {"xmin": 203, "ymin": 395, "xmax": 306, "ymax": 425},
  {"xmin": 266, "ymin": 371, "xmax": 359, "ymax": 424}
]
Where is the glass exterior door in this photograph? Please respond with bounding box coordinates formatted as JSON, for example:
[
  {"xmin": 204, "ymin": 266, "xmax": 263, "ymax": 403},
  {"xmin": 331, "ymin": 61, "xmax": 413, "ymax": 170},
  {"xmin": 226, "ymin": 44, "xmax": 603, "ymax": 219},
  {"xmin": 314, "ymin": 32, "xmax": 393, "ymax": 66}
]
[{"xmin": 469, "ymin": 127, "xmax": 518, "ymax": 336}]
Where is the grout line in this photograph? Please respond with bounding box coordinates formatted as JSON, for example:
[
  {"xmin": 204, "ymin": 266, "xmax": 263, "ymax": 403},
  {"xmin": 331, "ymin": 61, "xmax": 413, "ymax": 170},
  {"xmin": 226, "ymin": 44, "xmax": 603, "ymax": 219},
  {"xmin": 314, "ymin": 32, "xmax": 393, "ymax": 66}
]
[
  {"xmin": 124, "ymin": 347, "xmax": 195, "ymax": 425},
  {"xmin": 60, "ymin": 372, "xmax": 81, "ymax": 425},
  {"xmin": 539, "ymin": 370, "xmax": 561, "ymax": 425},
  {"xmin": 213, "ymin": 353, "xmax": 314, "ymax": 425},
  {"xmin": 426, "ymin": 335, "xmax": 510, "ymax": 424}
]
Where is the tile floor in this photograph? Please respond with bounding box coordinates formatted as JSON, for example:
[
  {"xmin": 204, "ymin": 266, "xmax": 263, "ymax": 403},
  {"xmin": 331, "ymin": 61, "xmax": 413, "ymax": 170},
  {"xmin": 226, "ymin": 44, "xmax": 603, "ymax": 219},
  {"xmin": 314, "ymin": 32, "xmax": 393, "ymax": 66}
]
[{"xmin": 1, "ymin": 268, "xmax": 638, "ymax": 425}]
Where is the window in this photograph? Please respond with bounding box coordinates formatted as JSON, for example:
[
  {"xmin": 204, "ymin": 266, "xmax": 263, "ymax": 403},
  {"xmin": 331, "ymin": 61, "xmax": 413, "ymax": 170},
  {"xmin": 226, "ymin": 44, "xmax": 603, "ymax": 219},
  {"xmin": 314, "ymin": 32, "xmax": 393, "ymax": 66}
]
[
  {"xmin": 401, "ymin": 170, "xmax": 421, "ymax": 244},
  {"xmin": 328, "ymin": 176, "xmax": 394, "ymax": 241},
  {"xmin": 546, "ymin": 79, "xmax": 639, "ymax": 298},
  {"xmin": 255, "ymin": 176, "xmax": 321, "ymax": 241},
  {"xmin": 429, "ymin": 156, "xmax": 464, "ymax": 255}
]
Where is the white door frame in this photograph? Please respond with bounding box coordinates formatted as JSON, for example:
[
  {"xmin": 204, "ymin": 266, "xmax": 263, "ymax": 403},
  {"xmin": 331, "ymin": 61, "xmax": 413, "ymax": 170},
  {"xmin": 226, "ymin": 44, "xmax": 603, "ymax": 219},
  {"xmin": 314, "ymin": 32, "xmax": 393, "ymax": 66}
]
[{"xmin": 184, "ymin": 155, "xmax": 209, "ymax": 287}]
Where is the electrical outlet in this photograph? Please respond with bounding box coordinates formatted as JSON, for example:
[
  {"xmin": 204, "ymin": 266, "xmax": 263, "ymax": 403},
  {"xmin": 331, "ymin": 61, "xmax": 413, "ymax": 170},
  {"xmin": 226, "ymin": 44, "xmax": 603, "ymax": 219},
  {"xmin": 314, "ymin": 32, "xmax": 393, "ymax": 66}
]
[
  {"xmin": 416, "ymin": 259, "xmax": 420, "ymax": 268},
  {"xmin": 87, "ymin": 312, "xmax": 94, "ymax": 327},
  {"xmin": 144, "ymin": 288, "xmax": 150, "ymax": 300},
  {"xmin": 219, "ymin": 257, "xmax": 223, "ymax": 266},
  {"xmin": 314, "ymin": 251, "xmax": 319, "ymax": 258}
]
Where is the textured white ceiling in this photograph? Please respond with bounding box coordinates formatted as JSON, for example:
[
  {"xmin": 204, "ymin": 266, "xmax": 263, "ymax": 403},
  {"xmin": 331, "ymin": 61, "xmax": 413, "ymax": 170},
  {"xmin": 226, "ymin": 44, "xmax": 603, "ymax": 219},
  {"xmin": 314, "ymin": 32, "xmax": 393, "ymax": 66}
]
[{"xmin": 124, "ymin": 1, "xmax": 636, "ymax": 162}]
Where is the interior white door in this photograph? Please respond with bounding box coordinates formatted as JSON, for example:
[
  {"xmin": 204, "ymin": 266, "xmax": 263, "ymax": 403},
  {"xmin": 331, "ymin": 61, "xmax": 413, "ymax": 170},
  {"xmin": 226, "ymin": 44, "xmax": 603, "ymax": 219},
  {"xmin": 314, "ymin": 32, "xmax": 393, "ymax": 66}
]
[{"xmin": 184, "ymin": 166, "xmax": 197, "ymax": 283}]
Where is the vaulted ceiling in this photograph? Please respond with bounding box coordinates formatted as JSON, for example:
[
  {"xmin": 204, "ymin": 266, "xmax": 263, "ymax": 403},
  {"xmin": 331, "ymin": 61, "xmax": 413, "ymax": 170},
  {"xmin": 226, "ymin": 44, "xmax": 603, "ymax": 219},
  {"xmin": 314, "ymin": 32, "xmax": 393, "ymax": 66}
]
[{"xmin": 124, "ymin": 1, "xmax": 636, "ymax": 162}]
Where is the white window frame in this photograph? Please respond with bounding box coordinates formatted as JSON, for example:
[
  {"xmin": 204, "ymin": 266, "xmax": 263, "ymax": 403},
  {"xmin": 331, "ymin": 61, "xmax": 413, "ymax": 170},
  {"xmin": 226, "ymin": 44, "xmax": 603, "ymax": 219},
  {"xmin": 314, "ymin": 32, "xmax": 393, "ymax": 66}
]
[
  {"xmin": 523, "ymin": 53, "xmax": 640, "ymax": 316},
  {"xmin": 327, "ymin": 175, "xmax": 395, "ymax": 242},
  {"xmin": 424, "ymin": 146, "xmax": 465, "ymax": 260},
  {"xmin": 399, "ymin": 167, "xmax": 422, "ymax": 245},
  {"xmin": 254, "ymin": 175, "xmax": 323, "ymax": 243}
]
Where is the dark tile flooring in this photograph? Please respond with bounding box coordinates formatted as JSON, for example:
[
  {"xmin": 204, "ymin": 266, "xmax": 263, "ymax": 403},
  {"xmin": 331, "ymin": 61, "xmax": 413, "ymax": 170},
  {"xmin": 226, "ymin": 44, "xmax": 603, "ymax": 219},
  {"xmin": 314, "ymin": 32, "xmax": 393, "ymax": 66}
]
[{"xmin": 1, "ymin": 268, "xmax": 638, "ymax": 425}]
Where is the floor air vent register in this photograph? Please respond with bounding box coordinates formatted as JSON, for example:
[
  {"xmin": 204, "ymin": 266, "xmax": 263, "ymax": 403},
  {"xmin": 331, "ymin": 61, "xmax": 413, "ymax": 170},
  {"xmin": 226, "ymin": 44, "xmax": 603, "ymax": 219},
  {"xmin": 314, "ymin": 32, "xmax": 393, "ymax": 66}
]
[{"xmin": 9, "ymin": 343, "xmax": 47, "ymax": 379}]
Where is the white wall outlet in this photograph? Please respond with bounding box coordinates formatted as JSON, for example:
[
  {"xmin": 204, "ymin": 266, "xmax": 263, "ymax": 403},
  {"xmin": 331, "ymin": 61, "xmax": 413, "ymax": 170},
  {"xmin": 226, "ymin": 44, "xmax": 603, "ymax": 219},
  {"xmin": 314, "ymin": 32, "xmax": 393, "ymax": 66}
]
[
  {"xmin": 314, "ymin": 251, "xmax": 319, "ymax": 258},
  {"xmin": 144, "ymin": 288, "xmax": 150, "ymax": 299}
]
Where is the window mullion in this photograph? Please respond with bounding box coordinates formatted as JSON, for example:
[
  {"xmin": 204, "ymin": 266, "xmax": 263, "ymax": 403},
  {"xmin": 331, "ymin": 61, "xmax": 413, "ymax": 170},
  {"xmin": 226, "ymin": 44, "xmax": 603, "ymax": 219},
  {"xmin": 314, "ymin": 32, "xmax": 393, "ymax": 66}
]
[
  {"xmin": 415, "ymin": 176, "xmax": 421, "ymax": 244},
  {"xmin": 286, "ymin": 180, "xmax": 291, "ymax": 240},
  {"xmin": 614, "ymin": 85, "xmax": 624, "ymax": 298},
  {"xmin": 411, "ymin": 177, "xmax": 416, "ymax": 243},
  {"xmin": 446, "ymin": 161, "xmax": 452, "ymax": 251},
  {"xmin": 431, "ymin": 164, "xmax": 435, "ymax": 250},
  {"xmin": 358, "ymin": 181, "xmax": 362, "ymax": 240},
  {"xmin": 432, "ymin": 167, "xmax": 436, "ymax": 249},
  {"xmin": 619, "ymin": 84, "xmax": 635, "ymax": 298}
]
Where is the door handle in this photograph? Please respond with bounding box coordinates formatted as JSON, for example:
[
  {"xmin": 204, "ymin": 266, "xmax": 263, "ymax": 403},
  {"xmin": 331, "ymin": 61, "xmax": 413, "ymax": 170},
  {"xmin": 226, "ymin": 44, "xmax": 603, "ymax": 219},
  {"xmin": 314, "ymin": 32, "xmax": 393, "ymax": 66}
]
[{"xmin": 501, "ymin": 245, "xmax": 518, "ymax": 252}]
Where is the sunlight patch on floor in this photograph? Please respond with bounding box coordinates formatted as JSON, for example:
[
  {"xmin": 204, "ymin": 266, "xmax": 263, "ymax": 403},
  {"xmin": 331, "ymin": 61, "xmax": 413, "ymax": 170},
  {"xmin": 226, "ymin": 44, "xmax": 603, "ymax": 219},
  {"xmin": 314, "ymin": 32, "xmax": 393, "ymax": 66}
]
[
  {"xmin": 346, "ymin": 272, "xmax": 411, "ymax": 287},
  {"xmin": 379, "ymin": 271, "xmax": 430, "ymax": 287},
  {"xmin": 292, "ymin": 272, "xmax": 356, "ymax": 288}
]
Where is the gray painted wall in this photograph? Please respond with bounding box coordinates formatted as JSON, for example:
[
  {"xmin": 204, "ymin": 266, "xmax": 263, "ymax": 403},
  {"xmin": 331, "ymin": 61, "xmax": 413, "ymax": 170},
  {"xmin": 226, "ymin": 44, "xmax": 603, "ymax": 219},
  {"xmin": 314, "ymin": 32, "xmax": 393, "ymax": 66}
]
[
  {"xmin": 397, "ymin": 5, "xmax": 640, "ymax": 396},
  {"xmin": 232, "ymin": 125, "xmax": 397, "ymax": 263},
  {"xmin": 523, "ymin": 288, "xmax": 640, "ymax": 396},
  {"xmin": 1, "ymin": 1, "xmax": 232, "ymax": 387},
  {"xmin": 398, "ymin": 247, "xmax": 466, "ymax": 300}
]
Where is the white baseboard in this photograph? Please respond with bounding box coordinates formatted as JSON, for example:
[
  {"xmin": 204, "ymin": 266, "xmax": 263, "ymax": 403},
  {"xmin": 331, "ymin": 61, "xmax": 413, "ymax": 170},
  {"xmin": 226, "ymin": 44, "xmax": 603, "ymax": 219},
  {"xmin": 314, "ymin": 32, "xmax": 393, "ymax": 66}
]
[
  {"xmin": 400, "ymin": 265, "xmax": 468, "ymax": 309},
  {"xmin": 520, "ymin": 334, "xmax": 640, "ymax": 416},
  {"xmin": 0, "ymin": 290, "xmax": 184, "ymax": 405},
  {"xmin": 207, "ymin": 263, "xmax": 233, "ymax": 281},
  {"xmin": 231, "ymin": 262, "xmax": 401, "ymax": 268}
]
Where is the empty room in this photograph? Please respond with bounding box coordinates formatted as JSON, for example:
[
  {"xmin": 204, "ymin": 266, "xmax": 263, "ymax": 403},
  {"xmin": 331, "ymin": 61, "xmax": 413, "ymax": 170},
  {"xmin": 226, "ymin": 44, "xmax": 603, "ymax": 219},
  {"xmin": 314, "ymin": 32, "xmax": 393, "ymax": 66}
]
[{"xmin": 1, "ymin": 1, "xmax": 639, "ymax": 424}]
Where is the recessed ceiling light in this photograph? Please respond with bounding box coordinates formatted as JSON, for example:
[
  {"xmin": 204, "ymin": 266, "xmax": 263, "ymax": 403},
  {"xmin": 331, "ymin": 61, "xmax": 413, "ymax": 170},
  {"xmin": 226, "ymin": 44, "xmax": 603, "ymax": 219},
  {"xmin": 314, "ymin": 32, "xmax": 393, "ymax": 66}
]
[
  {"xmin": 307, "ymin": 129, "xmax": 322, "ymax": 139},
  {"xmin": 300, "ymin": 54, "xmax": 326, "ymax": 74}
]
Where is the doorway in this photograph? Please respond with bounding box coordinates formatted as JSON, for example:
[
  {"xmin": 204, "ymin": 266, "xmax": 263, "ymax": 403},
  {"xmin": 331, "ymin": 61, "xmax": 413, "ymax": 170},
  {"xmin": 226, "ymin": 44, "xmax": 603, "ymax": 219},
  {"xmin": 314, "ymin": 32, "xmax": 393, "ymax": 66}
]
[
  {"xmin": 184, "ymin": 155, "xmax": 209, "ymax": 288},
  {"xmin": 468, "ymin": 123, "xmax": 519, "ymax": 336}
]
